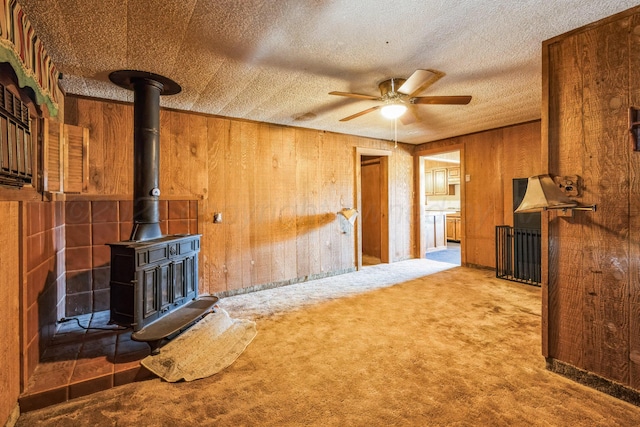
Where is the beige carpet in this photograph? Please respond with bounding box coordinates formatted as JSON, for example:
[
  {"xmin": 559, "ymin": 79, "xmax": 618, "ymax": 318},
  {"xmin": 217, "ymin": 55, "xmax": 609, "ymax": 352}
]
[
  {"xmin": 16, "ymin": 260, "xmax": 640, "ymax": 426},
  {"xmin": 141, "ymin": 309, "xmax": 257, "ymax": 383}
]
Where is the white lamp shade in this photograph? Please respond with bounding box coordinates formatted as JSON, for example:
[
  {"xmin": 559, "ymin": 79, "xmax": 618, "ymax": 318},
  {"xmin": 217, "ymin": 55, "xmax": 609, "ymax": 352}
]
[{"xmin": 380, "ymin": 103, "xmax": 407, "ymax": 119}]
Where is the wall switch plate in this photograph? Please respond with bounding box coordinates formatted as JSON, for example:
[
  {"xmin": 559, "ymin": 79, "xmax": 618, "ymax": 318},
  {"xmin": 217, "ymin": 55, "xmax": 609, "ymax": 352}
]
[{"xmin": 465, "ymin": 174, "xmax": 471, "ymax": 182}]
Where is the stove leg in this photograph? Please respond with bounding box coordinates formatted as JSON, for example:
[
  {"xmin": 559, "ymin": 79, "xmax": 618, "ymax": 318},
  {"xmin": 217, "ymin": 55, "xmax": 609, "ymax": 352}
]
[{"xmin": 147, "ymin": 340, "xmax": 162, "ymax": 355}]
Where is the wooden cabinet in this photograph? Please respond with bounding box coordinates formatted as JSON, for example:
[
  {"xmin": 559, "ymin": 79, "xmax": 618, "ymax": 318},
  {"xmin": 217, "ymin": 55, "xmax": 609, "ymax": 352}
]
[
  {"xmin": 425, "ymin": 169, "xmax": 434, "ymax": 195},
  {"xmin": 446, "ymin": 214, "xmax": 461, "ymax": 242},
  {"xmin": 447, "ymin": 167, "xmax": 460, "ymax": 184},
  {"xmin": 433, "ymin": 168, "xmax": 448, "ymax": 195},
  {"xmin": 425, "ymin": 166, "xmax": 459, "ymax": 196}
]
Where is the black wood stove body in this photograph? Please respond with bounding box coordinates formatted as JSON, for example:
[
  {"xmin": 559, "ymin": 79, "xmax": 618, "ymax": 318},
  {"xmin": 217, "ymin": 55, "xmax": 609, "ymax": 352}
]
[
  {"xmin": 109, "ymin": 234, "xmax": 201, "ymax": 331},
  {"xmin": 107, "ymin": 71, "xmax": 216, "ymax": 351}
]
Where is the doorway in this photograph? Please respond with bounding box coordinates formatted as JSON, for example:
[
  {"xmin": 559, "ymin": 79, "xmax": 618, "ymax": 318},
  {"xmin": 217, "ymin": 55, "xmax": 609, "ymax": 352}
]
[
  {"xmin": 415, "ymin": 145, "xmax": 464, "ymax": 265},
  {"xmin": 361, "ymin": 156, "xmax": 383, "ymax": 265},
  {"xmin": 355, "ymin": 147, "xmax": 391, "ymax": 270}
]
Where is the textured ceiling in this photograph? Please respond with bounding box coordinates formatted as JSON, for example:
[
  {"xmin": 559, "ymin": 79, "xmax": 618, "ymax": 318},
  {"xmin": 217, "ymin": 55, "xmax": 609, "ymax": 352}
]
[{"xmin": 18, "ymin": 0, "xmax": 640, "ymax": 144}]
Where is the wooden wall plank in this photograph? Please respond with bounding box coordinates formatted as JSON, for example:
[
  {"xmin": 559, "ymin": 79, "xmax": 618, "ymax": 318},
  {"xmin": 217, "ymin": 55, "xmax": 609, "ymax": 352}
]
[
  {"xmin": 323, "ymin": 131, "xmax": 342, "ymax": 271},
  {"xmin": 268, "ymin": 125, "xmax": 286, "ymax": 283},
  {"xmin": 102, "ymin": 102, "xmax": 131, "ymax": 195},
  {"xmin": 168, "ymin": 111, "xmax": 190, "ymax": 196},
  {"xmin": 203, "ymin": 117, "xmax": 228, "ymax": 294},
  {"xmin": 501, "ymin": 122, "xmax": 542, "ymax": 225},
  {"xmin": 0, "ymin": 202, "xmax": 19, "ymax": 425},
  {"xmin": 308, "ymin": 131, "xmax": 321, "ymax": 275},
  {"xmin": 546, "ymin": 35, "xmax": 585, "ymax": 365},
  {"xmin": 159, "ymin": 109, "xmax": 173, "ymax": 195},
  {"xmin": 578, "ymin": 17, "xmax": 630, "ymax": 382},
  {"xmin": 318, "ymin": 131, "xmax": 336, "ymax": 273},
  {"xmin": 77, "ymin": 99, "xmax": 104, "ymax": 193},
  {"xmin": 188, "ymin": 114, "xmax": 209, "ymax": 198},
  {"xmin": 295, "ymin": 128, "xmax": 311, "ymax": 278},
  {"xmin": 280, "ymin": 127, "xmax": 298, "ymax": 279},
  {"xmin": 253, "ymin": 123, "xmax": 271, "ymax": 285},
  {"xmin": 224, "ymin": 120, "xmax": 244, "ymax": 291},
  {"xmin": 239, "ymin": 122, "xmax": 256, "ymax": 288},
  {"xmin": 463, "ymin": 129, "xmax": 503, "ymax": 268},
  {"xmin": 340, "ymin": 136, "xmax": 356, "ymax": 269},
  {"xmin": 629, "ymin": 12, "xmax": 640, "ymax": 389}
]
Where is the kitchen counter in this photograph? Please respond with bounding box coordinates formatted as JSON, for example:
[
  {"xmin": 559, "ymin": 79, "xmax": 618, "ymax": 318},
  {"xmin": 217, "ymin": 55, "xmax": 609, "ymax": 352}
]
[{"xmin": 423, "ymin": 210, "xmax": 449, "ymax": 252}]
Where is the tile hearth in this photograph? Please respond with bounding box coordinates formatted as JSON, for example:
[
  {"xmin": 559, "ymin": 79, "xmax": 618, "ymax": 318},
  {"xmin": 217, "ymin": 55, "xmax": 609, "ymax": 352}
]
[{"xmin": 19, "ymin": 310, "xmax": 156, "ymax": 412}]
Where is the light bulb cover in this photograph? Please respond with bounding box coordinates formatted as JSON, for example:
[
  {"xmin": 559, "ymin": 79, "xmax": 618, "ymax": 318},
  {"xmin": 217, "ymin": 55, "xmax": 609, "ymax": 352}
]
[{"xmin": 380, "ymin": 103, "xmax": 407, "ymax": 119}]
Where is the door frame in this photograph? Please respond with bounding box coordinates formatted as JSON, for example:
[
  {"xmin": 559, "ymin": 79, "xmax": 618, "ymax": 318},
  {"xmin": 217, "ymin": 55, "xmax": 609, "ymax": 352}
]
[
  {"xmin": 414, "ymin": 143, "xmax": 465, "ymax": 263},
  {"xmin": 355, "ymin": 147, "xmax": 391, "ymax": 270}
]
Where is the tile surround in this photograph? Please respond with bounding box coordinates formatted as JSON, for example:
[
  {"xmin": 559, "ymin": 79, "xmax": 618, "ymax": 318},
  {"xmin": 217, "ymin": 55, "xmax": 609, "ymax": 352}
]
[
  {"xmin": 64, "ymin": 199, "xmax": 198, "ymax": 316},
  {"xmin": 24, "ymin": 201, "xmax": 66, "ymax": 378},
  {"xmin": 22, "ymin": 199, "xmax": 197, "ymax": 411},
  {"xmin": 19, "ymin": 311, "xmax": 155, "ymax": 412}
]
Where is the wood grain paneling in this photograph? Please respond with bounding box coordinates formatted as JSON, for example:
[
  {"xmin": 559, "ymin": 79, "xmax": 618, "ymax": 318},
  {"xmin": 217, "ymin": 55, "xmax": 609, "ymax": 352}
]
[
  {"xmin": 0, "ymin": 202, "xmax": 19, "ymax": 425},
  {"xmin": 546, "ymin": 34, "xmax": 586, "ymax": 364},
  {"xmin": 579, "ymin": 16, "xmax": 630, "ymax": 383},
  {"xmin": 544, "ymin": 7, "xmax": 640, "ymax": 391},
  {"xmin": 69, "ymin": 96, "xmax": 414, "ymax": 295},
  {"xmin": 629, "ymin": 12, "xmax": 640, "ymax": 389},
  {"xmin": 501, "ymin": 122, "xmax": 543, "ymax": 224},
  {"xmin": 464, "ymin": 129, "xmax": 503, "ymax": 268},
  {"xmin": 203, "ymin": 117, "xmax": 228, "ymax": 294},
  {"xmin": 414, "ymin": 122, "xmax": 541, "ymax": 269}
]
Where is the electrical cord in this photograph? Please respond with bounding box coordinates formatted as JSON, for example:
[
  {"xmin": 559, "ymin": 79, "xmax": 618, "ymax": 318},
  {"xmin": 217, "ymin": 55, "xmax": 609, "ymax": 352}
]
[{"xmin": 58, "ymin": 317, "xmax": 129, "ymax": 331}]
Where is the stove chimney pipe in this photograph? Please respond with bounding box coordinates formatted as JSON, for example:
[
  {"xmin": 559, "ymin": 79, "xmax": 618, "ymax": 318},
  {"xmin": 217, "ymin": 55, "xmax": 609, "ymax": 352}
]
[{"xmin": 109, "ymin": 70, "xmax": 181, "ymax": 241}]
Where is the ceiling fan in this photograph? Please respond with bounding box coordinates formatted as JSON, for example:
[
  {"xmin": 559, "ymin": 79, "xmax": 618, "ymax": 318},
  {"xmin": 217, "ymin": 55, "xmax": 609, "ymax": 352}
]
[{"xmin": 329, "ymin": 69, "xmax": 471, "ymax": 124}]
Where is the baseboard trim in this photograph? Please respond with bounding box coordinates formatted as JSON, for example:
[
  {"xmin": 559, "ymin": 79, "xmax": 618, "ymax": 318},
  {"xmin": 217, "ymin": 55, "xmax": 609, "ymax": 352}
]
[
  {"xmin": 213, "ymin": 268, "xmax": 357, "ymax": 299},
  {"xmin": 546, "ymin": 357, "xmax": 640, "ymax": 407}
]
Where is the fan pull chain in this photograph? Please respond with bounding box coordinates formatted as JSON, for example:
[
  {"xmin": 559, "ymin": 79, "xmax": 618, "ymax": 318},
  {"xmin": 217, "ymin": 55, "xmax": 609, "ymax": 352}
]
[{"xmin": 394, "ymin": 118, "xmax": 398, "ymax": 149}]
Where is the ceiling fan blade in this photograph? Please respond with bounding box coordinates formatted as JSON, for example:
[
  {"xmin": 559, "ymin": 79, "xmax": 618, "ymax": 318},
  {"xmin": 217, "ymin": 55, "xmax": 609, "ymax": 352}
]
[
  {"xmin": 329, "ymin": 91, "xmax": 380, "ymax": 101},
  {"xmin": 399, "ymin": 106, "xmax": 418, "ymax": 125},
  {"xmin": 339, "ymin": 106, "xmax": 381, "ymax": 121},
  {"xmin": 397, "ymin": 69, "xmax": 445, "ymax": 97},
  {"xmin": 411, "ymin": 95, "xmax": 472, "ymax": 105}
]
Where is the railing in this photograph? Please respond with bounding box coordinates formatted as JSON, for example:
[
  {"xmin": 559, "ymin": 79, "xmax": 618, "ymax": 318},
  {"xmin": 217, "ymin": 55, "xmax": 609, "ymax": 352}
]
[{"xmin": 495, "ymin": 225, "xmax": 541, "ymax": 286}]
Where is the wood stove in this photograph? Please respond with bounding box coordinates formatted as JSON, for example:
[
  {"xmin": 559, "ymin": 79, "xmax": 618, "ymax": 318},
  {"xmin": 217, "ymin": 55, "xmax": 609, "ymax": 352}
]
[
  {"xmin": 107, "ymin": 71, "xmax": 216, "ymax": 351},
  {"xmin": 108, "ymin": 234, "xmax": 201, "ymax": 331}
]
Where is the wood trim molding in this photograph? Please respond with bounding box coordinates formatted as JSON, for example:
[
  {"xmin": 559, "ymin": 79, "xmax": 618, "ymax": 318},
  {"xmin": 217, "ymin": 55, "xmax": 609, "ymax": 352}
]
[
  {"xmin": 413, "ymin": 143, "xmax": 465, "ymax": 263},
  {"xmin": 355, "ymin": 147, "xmax": 392, "ymax": 270}
]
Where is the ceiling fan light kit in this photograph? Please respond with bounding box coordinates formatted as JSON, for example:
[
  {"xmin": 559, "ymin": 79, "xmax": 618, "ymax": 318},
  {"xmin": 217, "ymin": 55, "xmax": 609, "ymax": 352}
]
[
  {"xmin": 380, "ymin": 102, "xmax": 407, "ymax": 119},
  {"xmin": 329, "ymin": 69, "xmax": 472, "ymax": 123}
]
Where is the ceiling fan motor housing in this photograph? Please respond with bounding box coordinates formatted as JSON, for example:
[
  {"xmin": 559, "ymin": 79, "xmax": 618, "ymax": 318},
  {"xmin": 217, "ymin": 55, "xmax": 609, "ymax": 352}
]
[{"xmin": 379, "ymin": 78, "xmax": 406, "ymax": 99}]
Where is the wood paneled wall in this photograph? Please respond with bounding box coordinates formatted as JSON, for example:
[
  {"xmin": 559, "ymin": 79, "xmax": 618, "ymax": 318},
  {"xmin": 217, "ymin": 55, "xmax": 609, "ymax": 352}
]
[
  {"xmin": 543, "ymin": 6, "xmax": 640, "ymax": 391},
  {"xmin": 0, "ymin": 202, "xmax": 20, "ymax": 426},
  {"xmin": 65, "ymin": 96, "xmax": 415, "ymax": 294},
  {"xmin": 414, "ymin": 121, "xmax": 542, "ymax": 268}
]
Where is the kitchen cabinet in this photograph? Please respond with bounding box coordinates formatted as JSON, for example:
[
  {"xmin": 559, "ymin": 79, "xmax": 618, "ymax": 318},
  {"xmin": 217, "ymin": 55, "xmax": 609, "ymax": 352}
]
[
  {"xmin": 433, "ymin": 168, "xmax": 448, "ymax": 195},
  {"xmin": 446, "ymin": 214, "xmax": 461, "ymax": 242},
  {"xmin": 447, "ymin": 167, "xmax": 460, "ymax": 184},
  {"xmin": 425, "ymin": 166, "xmax": 460, "ymax": 196},
  {"xmin": 425, "ymin": 169, "xmax": 434, "ymax": 195}
]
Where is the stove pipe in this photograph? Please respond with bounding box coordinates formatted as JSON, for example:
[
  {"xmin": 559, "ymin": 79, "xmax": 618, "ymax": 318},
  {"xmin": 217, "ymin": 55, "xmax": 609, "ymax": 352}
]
[{"xmin": 109, "ymin": 70, "xmax": 181, "ymax": 241}]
